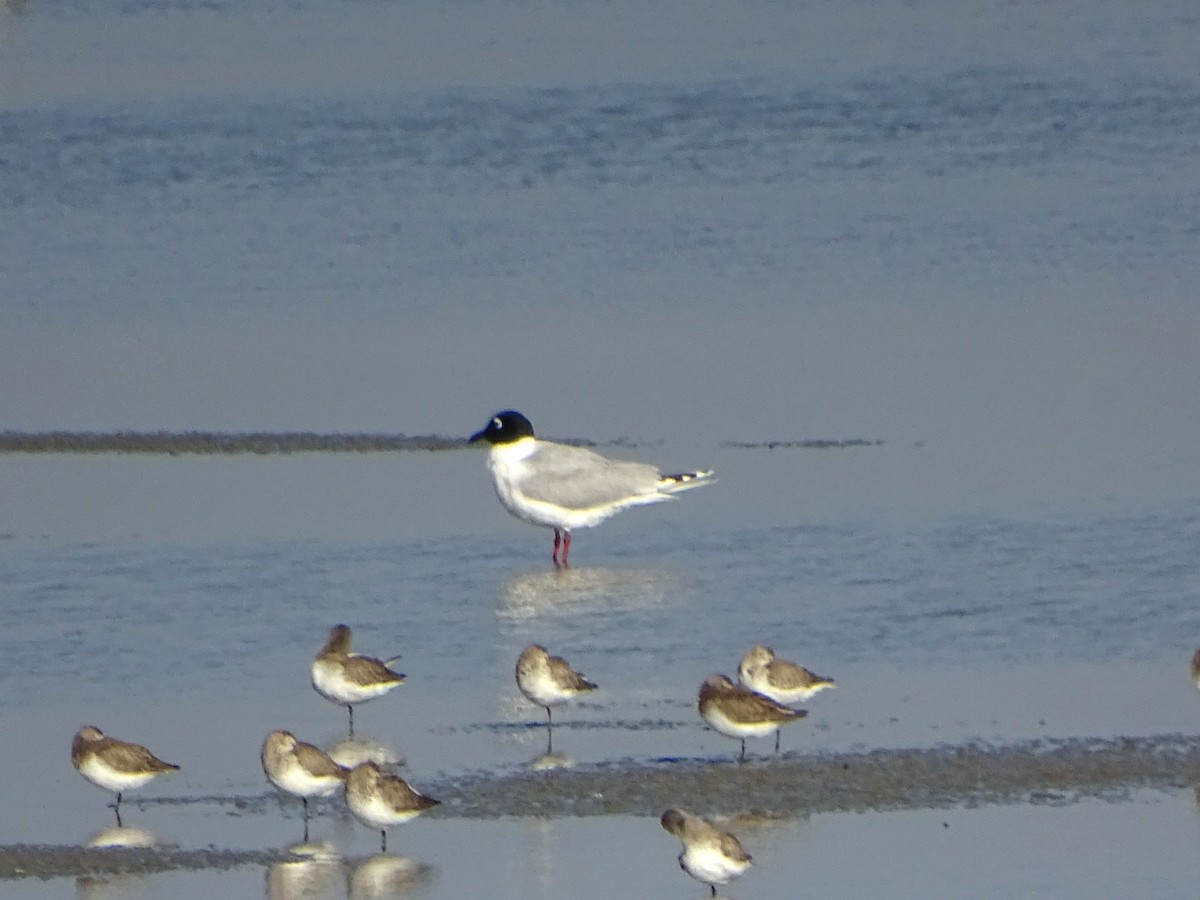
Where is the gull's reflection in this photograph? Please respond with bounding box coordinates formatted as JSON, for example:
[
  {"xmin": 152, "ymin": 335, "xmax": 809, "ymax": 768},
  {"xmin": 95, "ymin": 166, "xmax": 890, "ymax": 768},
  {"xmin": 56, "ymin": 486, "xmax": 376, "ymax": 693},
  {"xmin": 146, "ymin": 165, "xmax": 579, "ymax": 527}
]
[
  {"xmin": 349, "ymin": 853, "xmax": 433, "ymax": 899},
  {"xmin": 328, "ymin": 736, "xmax": 403, "ymax": 770},
  {"xmin": 86, "ymin": 824, "xmax": 159, "ymax": 848},
  {"xmin": 266, "ymin": 843, "xmax": 344, "ymax": 900},
  {"xmin": 497, "ymin": 567, "xmax": 679, "ymax": 622}
]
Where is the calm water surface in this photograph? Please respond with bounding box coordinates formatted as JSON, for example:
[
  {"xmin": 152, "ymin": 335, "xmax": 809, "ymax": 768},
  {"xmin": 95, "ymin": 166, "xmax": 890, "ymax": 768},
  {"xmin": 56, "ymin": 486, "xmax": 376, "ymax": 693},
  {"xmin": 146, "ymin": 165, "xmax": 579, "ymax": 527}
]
[{"xmin": 2, "ymin": 0, "xmax": 1200, "ymax": 896}]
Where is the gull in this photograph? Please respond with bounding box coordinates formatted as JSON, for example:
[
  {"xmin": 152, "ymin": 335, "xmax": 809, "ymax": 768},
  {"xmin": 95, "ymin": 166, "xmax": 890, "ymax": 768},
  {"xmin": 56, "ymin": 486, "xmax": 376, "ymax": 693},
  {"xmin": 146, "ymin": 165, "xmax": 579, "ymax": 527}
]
[
  {"xmin": 469, "ymin": 410, "xmax": 714, "ymax": 567},
  {"xmin": 660, "ymin": 808, "xmax": 752, "ymax": 897},
  {"xmin": 311, "ymin": 625, "xmax": 405, "ymax": 738}
]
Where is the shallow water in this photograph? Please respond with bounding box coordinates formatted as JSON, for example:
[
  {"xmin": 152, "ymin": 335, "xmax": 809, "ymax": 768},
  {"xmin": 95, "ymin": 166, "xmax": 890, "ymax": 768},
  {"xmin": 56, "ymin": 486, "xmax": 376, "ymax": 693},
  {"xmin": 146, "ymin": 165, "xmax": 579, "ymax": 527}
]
[
  {"xmin": 3, "ymin": 0, "xmax": 1200, "ymax": 895},
  {"xmin": 7, "ymin": 794, "xmax": 1200, "ymax": 898},
  {"xmin": 2, "ymin": 454, "xmax": 1200, "ymax": 896}
]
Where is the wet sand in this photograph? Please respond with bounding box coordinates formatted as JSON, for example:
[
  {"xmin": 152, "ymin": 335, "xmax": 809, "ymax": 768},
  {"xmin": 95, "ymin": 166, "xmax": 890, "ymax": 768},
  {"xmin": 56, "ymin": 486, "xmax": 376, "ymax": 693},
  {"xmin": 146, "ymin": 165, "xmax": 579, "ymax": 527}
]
[{"xmin": 437, "ymin": 733, "xmax": 1200, "ymax": 818}]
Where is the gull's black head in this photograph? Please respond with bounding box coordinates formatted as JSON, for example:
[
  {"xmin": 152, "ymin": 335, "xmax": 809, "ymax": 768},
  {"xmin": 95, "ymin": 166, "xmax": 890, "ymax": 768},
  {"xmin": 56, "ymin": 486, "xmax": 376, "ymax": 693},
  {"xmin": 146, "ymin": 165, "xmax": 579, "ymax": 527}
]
[{"xmin": 469, "ymin": 410, "xmax": 536, "ymax": 445}]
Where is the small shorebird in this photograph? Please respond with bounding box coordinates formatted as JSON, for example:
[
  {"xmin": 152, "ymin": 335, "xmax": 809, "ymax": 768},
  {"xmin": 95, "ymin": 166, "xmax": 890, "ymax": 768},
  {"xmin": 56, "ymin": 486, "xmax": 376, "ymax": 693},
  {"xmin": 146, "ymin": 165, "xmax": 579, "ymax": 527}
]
[
  {"xmin": 469, "ymin": 410, "xmax": 714, "ymax": 567},
  {"xmin": 71, "ymin": 726, "xmax": 179, "ymax": 822},
  {"xmin": 738, "ymin": 644, "xmax": 834, "ymax": 751},
  {"xmin": 698, "ymin": 674, "xmax": 807, "ymax": 761},
  {"xmin": 660, "ymin": 808, "xmax": 752, "ymax": 897},
  {"xmin": 515, "ymin": 644, "xmax": 597, "ymax": 751},
  {"xmin": 311, "ymin": 625, "xmax": 405, "ymax": 737},
  {"xmin": 261, "ymin": 730, "xmax": 349, "ymax": 837},
  {"xmin": 345, "ymin": 761, "xmax": 439, "ymax": 852}
]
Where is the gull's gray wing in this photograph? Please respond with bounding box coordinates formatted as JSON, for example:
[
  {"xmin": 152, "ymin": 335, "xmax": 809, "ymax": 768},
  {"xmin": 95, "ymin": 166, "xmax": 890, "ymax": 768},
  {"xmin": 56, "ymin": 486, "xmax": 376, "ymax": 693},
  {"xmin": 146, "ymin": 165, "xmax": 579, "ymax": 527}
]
[{"xmin": 519, "ymin": 442, "xmax": 665, "ymax": 511}]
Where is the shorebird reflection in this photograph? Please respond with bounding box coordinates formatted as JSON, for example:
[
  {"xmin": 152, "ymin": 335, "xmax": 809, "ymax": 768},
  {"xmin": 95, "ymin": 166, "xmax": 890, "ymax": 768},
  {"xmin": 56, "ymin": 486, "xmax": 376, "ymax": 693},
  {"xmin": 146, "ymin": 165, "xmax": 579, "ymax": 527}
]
[
  {"xmin": 85, "ymin": 825, "xmax": 158, "ymax": 849},
  {"xmin": 528, "ymin": 749, "xmax": 573, "ymax": 771},
  {"xmin": 266, "ymin": 843, "xmax": 344, "ymax": 900},
  {"xmin": 76, "ymin": 873, "xmax": 152, "ymax": 900},
  {"xmin": 327, "ymin": 736, "xmax": 404, "ymax": 770},
  {"xmin": 349, "ymin": 853, "xmax": 432, "ymax": 899}
]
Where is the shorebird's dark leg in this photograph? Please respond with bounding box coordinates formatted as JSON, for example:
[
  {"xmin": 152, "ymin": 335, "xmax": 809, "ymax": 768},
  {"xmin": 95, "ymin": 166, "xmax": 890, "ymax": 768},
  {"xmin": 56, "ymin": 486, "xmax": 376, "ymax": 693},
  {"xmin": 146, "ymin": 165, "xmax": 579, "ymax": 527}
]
[
  {"xmin": 114, "ymin": 803, "xmax": 123, "ymax": 828},
  {"xmin": 775, "ymin": 729, "xmax": 781, "ymax": 754},
  {"xmin": 302, "ymin": 797, "xmax": 310, "ymax": 820},
  {"xmin": 545, "ymin": 707, "xmax": 555, "ymax": 752},
  {"xmin": 380, "ymin": 829, "xmax": 387, "ymax": 852},
  {"xmin": 709, "ymin": 885, "xmax": 717, "ymax": 897},
  {"xmin": 303, "ymin": 815, "xmax": 310, "ymax": 843},
  {"xmin": 348, "ymin": 705, "xmax": 355, "ymax": 738},
  {"xmin": 739, "ymin": 739, "xmax": 746, "ymax": 762}
]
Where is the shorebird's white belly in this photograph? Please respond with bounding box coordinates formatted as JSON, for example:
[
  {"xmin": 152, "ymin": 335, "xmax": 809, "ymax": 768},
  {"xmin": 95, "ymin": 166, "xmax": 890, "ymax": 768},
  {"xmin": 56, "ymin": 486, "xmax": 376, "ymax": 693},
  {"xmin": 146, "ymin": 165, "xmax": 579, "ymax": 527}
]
[
  {"xmin": 701, "ymin": 705, "xmax": 780, "ymax": 740},
  {"xmin": 741, "ymin": 670, "xmax": 827, "ymax": 705},
  {"xmin": 268, "ymin": 760, "xmax": 342, "ymax": 799},
  {"xmin": 518, "ymin": 668, "xmax": 576, "ymax": 708},
  {"xmin": 348, "ymin": 793, "xmax": 421, "ymax": 829},
  {"xmin": 680, "ymin": 844, "xmax": 749, "ymax": 885},
  {"xmin": 312, "ymin": 659, "xmax": 396, "ymax": 705},
  {"xmin": 78, "ymin": 756, "xmax": 157, "ymax": 793}
]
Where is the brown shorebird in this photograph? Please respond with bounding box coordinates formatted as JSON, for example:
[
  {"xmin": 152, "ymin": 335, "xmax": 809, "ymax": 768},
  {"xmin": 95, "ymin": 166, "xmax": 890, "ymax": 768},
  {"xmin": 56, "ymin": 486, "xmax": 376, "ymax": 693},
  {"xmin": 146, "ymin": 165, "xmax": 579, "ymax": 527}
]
[
  {"xmin": 516, "ymin": 644, "xmax": 597, "ymax": 751},
  {"xmin": 71, "ymin": 726, "xmax": 179, "ymax": 823},
  {"xmin": 738, "ymin": 644, "xmax": 834, "ymax": 751},
  {"xmin": 261, "ymin": 730, "xmax": 349, "ymax": 838},
  {"xmin": 698, "ymin": 673, "xmax": 807, "ymax": 761},
  {"xmin": 661, "ymin": 808, "xmax": 752, "ymax": 897},
  {"xmin": 345, "ymin": 761, "xmax": 439, "ymax": 852},
  {"xmin": 311, "ymin": 625, "xmax": 405, "ymax": 737}
]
